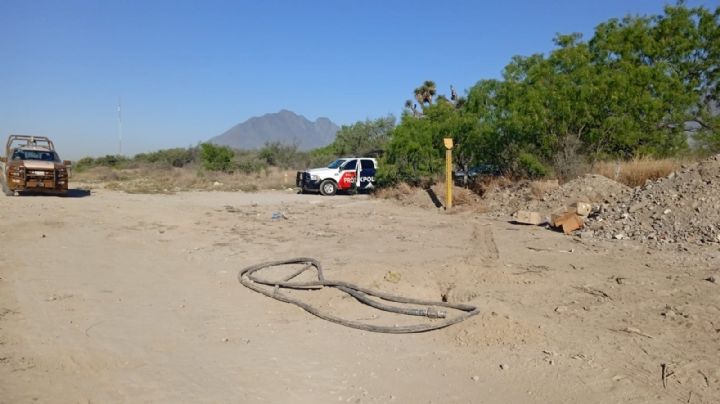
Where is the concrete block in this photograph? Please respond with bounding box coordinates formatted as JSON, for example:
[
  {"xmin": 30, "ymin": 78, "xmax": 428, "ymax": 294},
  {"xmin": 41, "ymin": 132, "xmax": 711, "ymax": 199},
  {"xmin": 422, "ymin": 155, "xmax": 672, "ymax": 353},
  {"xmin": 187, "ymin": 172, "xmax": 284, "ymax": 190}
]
[{"xmin": 514, "ymin": 210, "xmax": 544, "ymax": 225}]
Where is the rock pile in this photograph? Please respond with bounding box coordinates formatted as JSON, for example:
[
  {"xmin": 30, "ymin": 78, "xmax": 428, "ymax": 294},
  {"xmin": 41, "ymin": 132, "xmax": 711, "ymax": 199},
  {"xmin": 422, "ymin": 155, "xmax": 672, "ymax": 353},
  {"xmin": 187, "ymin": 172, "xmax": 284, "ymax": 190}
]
[
  {"xmin": 481, "ymin": 180, "xmax": 542, "ymax": 215},
  {"xmin": 537, "ymin": 175, "xmax": 629, "ymax": 213},
  {"xmin": 589, "ymin": 154, "xmax": 720, "ymax": 246},
  {"xmin": 482, "ymin": 174, "xmax": 628, "ymax": 216}
]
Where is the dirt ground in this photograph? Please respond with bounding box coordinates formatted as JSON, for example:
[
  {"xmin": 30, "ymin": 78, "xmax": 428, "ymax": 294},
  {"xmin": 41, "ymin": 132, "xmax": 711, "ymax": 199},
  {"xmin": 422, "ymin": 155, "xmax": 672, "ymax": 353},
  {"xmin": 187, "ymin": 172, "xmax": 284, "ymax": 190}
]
[{"xmin": 1, "ymin": 187, "xmax": 718, "ymax": 403}]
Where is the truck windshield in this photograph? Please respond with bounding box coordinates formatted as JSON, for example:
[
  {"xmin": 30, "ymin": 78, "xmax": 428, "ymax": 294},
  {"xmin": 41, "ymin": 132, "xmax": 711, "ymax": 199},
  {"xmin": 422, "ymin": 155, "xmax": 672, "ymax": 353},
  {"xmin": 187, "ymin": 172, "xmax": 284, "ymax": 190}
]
[
  {"xmin": 327, "ymin": 159, "xmax": 347, "ymax": 169},
  {"xmin": 13, "ymin": 149, "xmax": 59, "ymax": 162}
]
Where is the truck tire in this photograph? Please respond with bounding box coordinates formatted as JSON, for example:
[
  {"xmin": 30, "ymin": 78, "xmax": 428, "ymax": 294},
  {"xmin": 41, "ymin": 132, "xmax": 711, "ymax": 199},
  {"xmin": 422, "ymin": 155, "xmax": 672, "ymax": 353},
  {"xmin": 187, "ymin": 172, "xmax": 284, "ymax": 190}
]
[{"xmin": 319, "ymin": 180, "xmax": 337, "ymax": 196}]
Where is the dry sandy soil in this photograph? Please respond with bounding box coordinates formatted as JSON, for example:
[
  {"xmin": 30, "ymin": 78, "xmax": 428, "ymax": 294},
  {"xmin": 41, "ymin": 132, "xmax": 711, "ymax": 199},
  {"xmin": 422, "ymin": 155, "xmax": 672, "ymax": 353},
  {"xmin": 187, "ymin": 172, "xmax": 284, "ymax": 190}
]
[{"xmin": 1, "ymin": 187, "xmax": 718, "ymax": 403}]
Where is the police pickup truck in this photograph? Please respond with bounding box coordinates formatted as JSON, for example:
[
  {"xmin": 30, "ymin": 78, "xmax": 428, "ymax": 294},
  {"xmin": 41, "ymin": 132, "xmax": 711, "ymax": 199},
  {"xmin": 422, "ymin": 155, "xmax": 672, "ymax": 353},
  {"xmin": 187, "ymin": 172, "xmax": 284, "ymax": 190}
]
[{"xmin": 296, "ymin": 157, "xmax": 377, "ymax": 196}]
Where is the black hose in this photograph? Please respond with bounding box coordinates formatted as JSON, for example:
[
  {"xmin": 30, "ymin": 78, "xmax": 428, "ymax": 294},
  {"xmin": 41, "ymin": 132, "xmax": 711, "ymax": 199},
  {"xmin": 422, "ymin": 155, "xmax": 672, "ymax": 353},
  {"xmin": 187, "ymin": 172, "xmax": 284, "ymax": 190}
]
[{"xmin": 238, "ymin": 257, "xmax": 479, "ymax": 333}]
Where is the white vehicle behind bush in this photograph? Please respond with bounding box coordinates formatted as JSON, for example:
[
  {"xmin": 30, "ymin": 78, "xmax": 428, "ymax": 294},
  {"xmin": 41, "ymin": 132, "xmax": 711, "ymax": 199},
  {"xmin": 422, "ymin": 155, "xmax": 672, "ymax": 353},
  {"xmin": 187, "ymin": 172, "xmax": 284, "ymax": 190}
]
[{"xmin": 296, "ymin": 157, "xmax": 377, "ymax": 196}]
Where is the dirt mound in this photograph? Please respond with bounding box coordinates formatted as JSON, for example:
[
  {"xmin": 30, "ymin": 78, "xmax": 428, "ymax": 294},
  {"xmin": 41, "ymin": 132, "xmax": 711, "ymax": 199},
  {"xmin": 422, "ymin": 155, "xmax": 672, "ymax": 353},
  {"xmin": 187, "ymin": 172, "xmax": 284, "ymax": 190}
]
[
  {"xmin": 481, "ymin": 175, "xmax": 628, "ymax": 215},
  {"xmin": 589, "ymin": 154, "xmax": 720, "ymax": 246},
  {"xmin": 375, "ymin": 183, "xmax": 483, "ymax": 210},
  {"xmin": 537, "ymin": 174, "xmax": 629, "ymax": 211},
  {"xmin": 480, "ymin": 180, "xmax": 541, "ymax": 215}
]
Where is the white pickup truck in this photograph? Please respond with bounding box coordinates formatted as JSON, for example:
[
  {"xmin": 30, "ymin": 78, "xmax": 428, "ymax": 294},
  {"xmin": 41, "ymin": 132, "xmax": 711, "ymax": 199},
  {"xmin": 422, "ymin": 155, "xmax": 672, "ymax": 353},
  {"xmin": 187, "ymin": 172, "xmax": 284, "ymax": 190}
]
[{"xmin": 296, "ymin": 157, "xmax": 377, "ymax": 196}]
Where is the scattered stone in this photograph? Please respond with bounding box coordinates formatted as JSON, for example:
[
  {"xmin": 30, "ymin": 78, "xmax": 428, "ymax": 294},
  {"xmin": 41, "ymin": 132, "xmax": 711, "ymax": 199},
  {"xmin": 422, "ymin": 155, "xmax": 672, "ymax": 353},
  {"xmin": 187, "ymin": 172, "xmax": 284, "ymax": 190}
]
[
  {"xmin": 471, "ymin": 375, "xmax": 480, "ymax": 381},
  {"xmin": 499, "ymin": 363, "xmax": 508, "ymax": 370},
  {"xmin": 706, "ymin": 274, "xmax": 718, "ymax": 284},
  {"xmin": 554, "ymin": 306, "xmax": 568, "ymax": 313},
  {"xmin": 572, "ymin": 201, "xmax": 593, "ymax": 217},
  {"xmin": 222, "ymin": 337, "xmax": 229, "ymax": 343},
  {"xmin": 513, "ymin": 210, "xmax": 544, "ymax": 225}
]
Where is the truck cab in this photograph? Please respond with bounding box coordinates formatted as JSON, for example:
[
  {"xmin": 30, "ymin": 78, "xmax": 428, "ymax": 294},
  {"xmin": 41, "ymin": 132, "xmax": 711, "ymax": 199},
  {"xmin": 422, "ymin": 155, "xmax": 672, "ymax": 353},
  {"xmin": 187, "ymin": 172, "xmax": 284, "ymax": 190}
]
[{"xmin": 296, "ymin": 157, "xmax": 377, "ymax": 196}]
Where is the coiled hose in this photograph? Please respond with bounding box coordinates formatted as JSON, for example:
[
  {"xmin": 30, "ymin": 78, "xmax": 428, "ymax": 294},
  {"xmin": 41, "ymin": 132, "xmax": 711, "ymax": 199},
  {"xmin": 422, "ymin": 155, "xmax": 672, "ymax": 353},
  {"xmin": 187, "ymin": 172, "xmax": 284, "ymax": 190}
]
[{"xmin": 238, "ymin": 257, "xmax": 479, "ymax": 333}]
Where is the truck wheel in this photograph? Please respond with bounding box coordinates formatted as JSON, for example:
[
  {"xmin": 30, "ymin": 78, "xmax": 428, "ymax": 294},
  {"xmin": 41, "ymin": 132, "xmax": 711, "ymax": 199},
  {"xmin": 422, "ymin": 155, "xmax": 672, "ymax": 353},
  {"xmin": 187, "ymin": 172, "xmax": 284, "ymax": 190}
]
[{"xmin": 319, "ymin": 180, "xmax": 337, "ymax": 196}]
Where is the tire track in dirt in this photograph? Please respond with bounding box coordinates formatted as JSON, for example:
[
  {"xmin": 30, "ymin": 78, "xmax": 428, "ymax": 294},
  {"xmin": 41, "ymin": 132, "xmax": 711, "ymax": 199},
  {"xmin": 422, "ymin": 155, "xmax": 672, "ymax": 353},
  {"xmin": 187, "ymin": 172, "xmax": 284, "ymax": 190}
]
[{"xmin": 469, "ymin": 222, "xmax": 499, "ymax": 264}]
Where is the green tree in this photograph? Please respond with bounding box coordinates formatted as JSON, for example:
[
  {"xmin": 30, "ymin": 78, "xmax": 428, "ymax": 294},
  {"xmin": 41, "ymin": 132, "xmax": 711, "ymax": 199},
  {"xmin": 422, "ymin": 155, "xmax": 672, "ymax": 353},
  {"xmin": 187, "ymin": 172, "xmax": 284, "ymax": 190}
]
[
  {"xmin": 463, "ymin": 3, "xmax": 718, "ymax": 176},
  {"xmin": 258, "ymin": 141, "xmax": 301, "ymax": 169},
  {"xmin": 199, "ymin": 143, "xmax": 234, "ymax": 172},
  {"xmin": 383, "ymin": 100, "xmax": 485, "ymax": 184},
  {"xmin": 383, "ymin": 113, "xmax": 440, "ymax": 184},
  {"xmin": 384, "ymin": 3, "xmax": 719, "ymax": 184},
  {"xmin": 332, "ymin": 116, "xmax": 395, "ymax": 156}
]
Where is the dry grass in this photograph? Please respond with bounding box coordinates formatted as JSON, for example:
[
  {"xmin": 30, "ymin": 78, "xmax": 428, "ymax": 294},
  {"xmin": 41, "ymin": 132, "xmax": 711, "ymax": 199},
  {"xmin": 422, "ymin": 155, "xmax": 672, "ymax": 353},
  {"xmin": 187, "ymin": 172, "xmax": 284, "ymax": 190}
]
[
  {"xmin": 592, "ymin": 158, "xmax": 684, "ymax": 187},
  {"xmin": 529, "ymin": 179, "xmax": 560, "ymax": 199},
  {"xmin": 432, "ymin": 184, "xmax": 479, "ymax": 207},
  {"xmin": 469, "ymin": 176, "xmax": 514, "ymax": 196},
  {"xmin": 373, "ymin": 182, "xmax": 416, "ymax": 201},
  {"xmin": 72, "ymin": 165, "xmax": 298, "ymax": 193}
]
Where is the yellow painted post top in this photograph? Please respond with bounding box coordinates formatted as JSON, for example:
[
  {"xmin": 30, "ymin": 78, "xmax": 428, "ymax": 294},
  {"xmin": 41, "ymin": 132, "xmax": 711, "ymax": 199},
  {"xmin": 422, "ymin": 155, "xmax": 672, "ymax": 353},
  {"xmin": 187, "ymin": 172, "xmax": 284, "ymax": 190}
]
[{"xmin": 443, "ymin": 138, "xmax": 454, "ymax": 149}]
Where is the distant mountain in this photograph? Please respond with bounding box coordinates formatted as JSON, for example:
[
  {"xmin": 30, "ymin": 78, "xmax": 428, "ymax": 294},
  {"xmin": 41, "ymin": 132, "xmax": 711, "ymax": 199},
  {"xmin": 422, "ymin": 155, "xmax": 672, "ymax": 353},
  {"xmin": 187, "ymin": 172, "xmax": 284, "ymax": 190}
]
[{"xmin": 209, "ymin": 110, "xmax": 339, "ymax": 150}]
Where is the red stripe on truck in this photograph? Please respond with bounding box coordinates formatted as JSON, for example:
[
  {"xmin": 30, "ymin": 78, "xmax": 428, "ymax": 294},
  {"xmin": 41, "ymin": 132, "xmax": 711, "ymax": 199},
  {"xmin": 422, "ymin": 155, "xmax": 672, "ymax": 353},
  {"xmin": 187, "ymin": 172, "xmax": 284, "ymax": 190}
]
[{"xmin": 338, "ymin": 171, "xmax": 356, "ymax": 190}]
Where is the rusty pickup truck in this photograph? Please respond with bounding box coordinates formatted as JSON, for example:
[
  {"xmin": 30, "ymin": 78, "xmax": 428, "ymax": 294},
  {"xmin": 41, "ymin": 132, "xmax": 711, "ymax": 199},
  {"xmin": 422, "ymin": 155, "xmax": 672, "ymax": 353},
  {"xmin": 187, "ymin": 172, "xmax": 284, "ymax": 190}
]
[{"xmin": 0, "ymin": 135, "xmax": 70, "ymax": 196}]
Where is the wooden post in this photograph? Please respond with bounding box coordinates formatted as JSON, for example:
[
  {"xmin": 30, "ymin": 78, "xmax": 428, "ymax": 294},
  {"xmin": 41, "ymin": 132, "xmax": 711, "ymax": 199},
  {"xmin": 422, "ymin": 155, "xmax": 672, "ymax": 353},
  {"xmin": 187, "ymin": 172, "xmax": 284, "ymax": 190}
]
[{"xmin": 443, "ymin": 138, "xmax": 453, "ymax": 209}]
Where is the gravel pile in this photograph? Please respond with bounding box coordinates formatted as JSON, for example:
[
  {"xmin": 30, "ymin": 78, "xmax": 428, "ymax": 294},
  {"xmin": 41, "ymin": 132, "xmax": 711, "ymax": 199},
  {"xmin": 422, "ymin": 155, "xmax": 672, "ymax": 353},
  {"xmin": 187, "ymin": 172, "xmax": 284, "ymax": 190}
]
[
  {"xmin": 589, "ymin": 154, "xmax": 720, "ymax": 246},
  {"xmin": 481, "ymin": 180, "xmax": 542, "ymax": 216},
  {"xmin": 482, "ymin": 174, "xmax": 628, "ymax": 216},
  {"xmin": 537, "ymin": 175, "xmax": 629, "ymax": 212}
]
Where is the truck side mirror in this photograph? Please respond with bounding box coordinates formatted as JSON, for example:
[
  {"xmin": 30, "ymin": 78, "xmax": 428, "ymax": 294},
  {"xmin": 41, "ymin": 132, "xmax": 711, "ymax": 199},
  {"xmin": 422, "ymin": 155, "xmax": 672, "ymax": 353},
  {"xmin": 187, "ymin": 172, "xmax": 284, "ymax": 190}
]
[
  {"xmin": 63, "ymin": 160, "xmax": 72, "ymax": 166},
  {"xmin": 0, "ymin": 156, "xmax": 5, "ymax": 163}
]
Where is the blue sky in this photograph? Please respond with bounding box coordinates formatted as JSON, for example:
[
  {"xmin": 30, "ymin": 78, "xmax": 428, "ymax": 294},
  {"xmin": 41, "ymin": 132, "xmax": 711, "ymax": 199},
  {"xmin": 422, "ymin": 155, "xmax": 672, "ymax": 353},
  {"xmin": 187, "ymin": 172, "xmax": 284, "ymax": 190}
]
[{"xmin": 1, "ymin": 0, "xmax": 717, "ymax": 158}]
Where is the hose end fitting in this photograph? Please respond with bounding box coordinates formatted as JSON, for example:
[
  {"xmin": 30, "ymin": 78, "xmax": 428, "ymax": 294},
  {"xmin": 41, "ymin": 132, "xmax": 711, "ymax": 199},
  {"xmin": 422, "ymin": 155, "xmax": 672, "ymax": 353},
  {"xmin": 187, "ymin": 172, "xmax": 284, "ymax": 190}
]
[{"xmin": 426, "ymin": 307, "xmax": 447, "ymax": 318}]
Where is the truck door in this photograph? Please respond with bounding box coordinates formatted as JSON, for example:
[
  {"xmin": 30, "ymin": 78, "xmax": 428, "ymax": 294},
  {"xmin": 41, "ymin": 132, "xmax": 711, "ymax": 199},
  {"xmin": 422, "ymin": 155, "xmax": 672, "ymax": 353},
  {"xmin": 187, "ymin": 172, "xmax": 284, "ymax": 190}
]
[
  {"xmin": 358, "ymin": 159, "xmax": 376, "ymax": 191},
  {"xmin": 337, "ymin": 159, "xmax": 358, "ymax": 191}
]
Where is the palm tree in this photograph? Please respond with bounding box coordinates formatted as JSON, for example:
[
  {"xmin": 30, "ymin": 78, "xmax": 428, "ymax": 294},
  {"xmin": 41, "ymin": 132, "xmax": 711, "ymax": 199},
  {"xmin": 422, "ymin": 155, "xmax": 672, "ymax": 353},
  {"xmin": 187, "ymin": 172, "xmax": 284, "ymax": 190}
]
[{"xmin": 413, "ymin": 80, "xmax": 437, "ymax": 106}]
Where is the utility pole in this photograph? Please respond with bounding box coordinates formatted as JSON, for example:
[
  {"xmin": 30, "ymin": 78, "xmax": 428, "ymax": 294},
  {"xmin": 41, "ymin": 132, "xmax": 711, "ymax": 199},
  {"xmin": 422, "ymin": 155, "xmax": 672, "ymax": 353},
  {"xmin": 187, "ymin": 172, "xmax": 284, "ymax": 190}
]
[{"xmin": 117, "ymin": 97, "xmax": 123, "ymax": 156}]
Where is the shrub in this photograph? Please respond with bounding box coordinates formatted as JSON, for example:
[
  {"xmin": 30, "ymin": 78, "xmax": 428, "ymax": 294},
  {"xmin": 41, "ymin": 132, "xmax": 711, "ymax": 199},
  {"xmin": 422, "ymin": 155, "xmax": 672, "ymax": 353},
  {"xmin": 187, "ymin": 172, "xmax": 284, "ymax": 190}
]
[
  {"xmin": 199, "ymin": 143, "xmax": 234, "ymax": 172},
  {"xmin": 135, "ymin": 148, "xmax": 197, "ymax": 167},
  {"xmin": 234, "ymin": 153, "xmax": 267, "ymax": 174},
  {"xmin": 73, "ymin": 157, "xmax": 96, "ymax": 171},
  {"xmin": 517, "ymin": 152, "xmax": 550, "ymax": 179}
]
